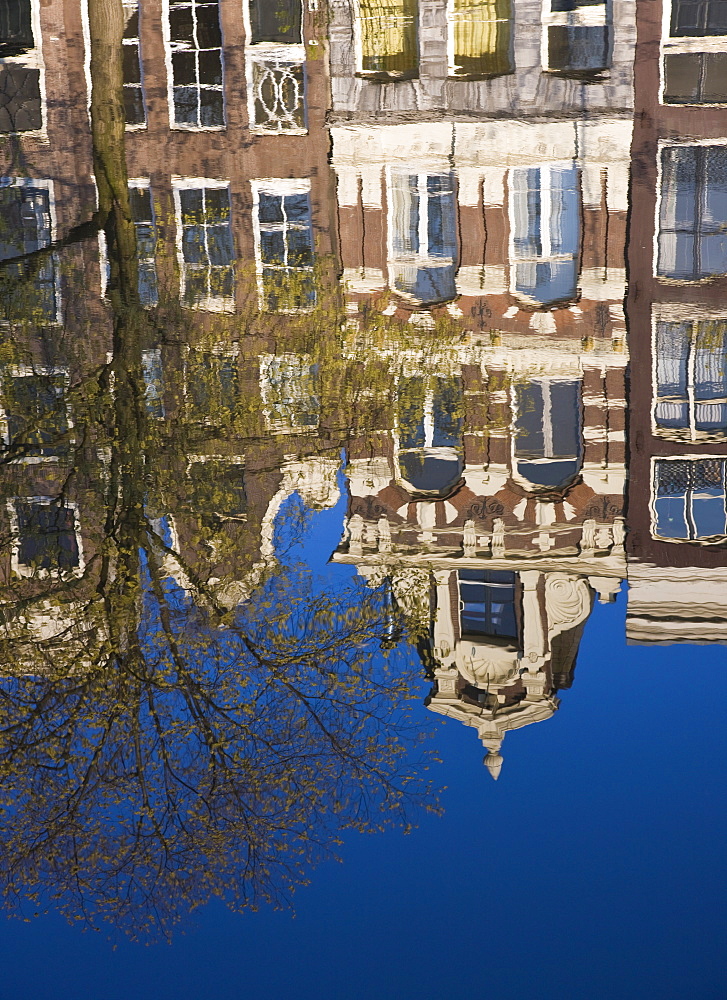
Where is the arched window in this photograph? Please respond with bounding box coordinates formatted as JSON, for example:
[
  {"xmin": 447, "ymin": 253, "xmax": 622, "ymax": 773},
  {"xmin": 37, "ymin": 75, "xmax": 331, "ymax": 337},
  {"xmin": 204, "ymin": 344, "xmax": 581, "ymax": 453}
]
[
  {"xmin": 388, "ymin": 171, "xmax": 457, "ymax": 306},
  {"xmin": 514, "ymin": 379, "xmax": 582, "ymax": 490},
  {"xmin": 396, "ymin": 376, "xmax": 464, "ymax": 496},
  {"xmin": 510, "ymin": 165, "xmax": 580, "ymax": 308}
]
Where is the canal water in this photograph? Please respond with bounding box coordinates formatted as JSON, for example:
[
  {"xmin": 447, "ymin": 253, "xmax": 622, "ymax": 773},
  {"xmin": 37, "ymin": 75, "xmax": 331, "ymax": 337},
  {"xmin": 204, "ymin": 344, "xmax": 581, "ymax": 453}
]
[{"xmin": 0, "ymin": 0, "xmax": 725, "ymax": 996}]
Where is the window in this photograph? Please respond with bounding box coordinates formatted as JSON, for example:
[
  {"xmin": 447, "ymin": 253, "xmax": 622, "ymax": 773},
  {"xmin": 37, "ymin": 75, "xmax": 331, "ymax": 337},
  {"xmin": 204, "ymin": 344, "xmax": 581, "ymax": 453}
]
[
  {"xmin": 186, "ymin": 458, "xmax": 246, "ymax": 529},
  {"xmin": 122, "ymin": 1, "xmax": 145, "ymax": 125},
  {"xmin": 9, "ymin": 498, "xmax": 82, "ymax": 577},
  {"xmin": 510, "ymin": 165, "xmax": 580, "ymax": 307},
  {"xmin": 544, "ymin": 0, "xmax": 610, "ymax": 76},
  {"xmin": 0, "ymin": 0, "xmax": 33, "ymax": 55},
  {"xmin": 670, "ymin": 0, "xmax": 727, "ymax": 36},
  {"xmin": 248, "ymin": 0, "xmax": 301, "ymax": 44},
  {"xmin": 514, "ymin": 379, "xmax": 582, "ymax": 490},
  {"xmin": 657, "ymin": 145, "xmax": 727, "ymax": 281},
  {"xmin": 388, "ymin": 171, "xmax": 457, "ymax": 305},
  {"xmin": 166, "ymin": 0, "xmax": 224, "ymax": 128},
  {"xmin": 245, "ymin": 0, "xmax": 305, "ymax": 133},
  {"xmin": 652, "ymin": 458, "xmax": 727, "ymax": 542},
  {"xmin": 259, "ymin": 353, "xmax": 319, "ymax": 433},
  {"xmin": 458, "ymin": 570, "xmax": 518, "ymax": 640},
  {"xmin": 0, "ymin": 179, "xmax": 58, "ymax": 320},
  {"xmin": 664, "ymin": 53, "xmax": 727, "ymax": 104},
  {"xmin": 252, "ymin": 180, "xmax": 314, "ymax": 312},
  {"xmin": 0, "ymin": 0, "xmax": 42, "ymax": 133},
  {"xmin": 654, "ymin": 320, "xmax": 727, "ymax": 440},
  {"xmin": 248, "ymin": 51, "xmax": 305, "ymax": 133},
  {"xmin": 173, "ymin": 180, "xmax": 234, "ymax": 310},
  {"xmin": 129, "ymin": 182, "xmax": 158, "ymax": 306},
  {"xmin": 448, "ymin": 0, "xmax": 512, "ymax": 77},
  {"xmin": 184, "ymin": 348, "xmax": 239, "ymax": 423},
  {"xmin": 358, "ymin": 0, "xmax": 418, "ymax": 78},
  {"xmin": 0, "ymin": 368, "xmax": 70, "ymax": 460},
  {"xmin": 141, "ymin": 349, "xmax": 165, "ymax": 419},
  {"xmin": 396, "ymin": 375, "xmax": 464, "ymax": 496}
]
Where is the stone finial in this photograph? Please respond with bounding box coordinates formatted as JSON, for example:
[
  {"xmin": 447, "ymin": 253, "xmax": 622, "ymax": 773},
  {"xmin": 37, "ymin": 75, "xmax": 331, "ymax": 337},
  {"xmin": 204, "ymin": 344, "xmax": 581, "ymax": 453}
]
[
  {"xmin": 484, "ymin": 751, "xmax": 504, "ymax": 781},
  {"xmin": 377, "ymin": 515, "xmax": 392, "ymax": 552},
  {"xmin": 463, "ymin": 519, "xmax": 477, "ymax": 556},
  {"xmin": 347, "ymin": 514, "xmax": 364, "ymax": 554}
]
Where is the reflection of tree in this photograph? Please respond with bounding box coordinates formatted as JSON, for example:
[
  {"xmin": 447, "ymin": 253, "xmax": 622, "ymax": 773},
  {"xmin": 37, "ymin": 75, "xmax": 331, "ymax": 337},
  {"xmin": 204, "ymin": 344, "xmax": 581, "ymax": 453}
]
[
  {"xmin": 0, "ymin": 0, "xmax": 437, "ymax": 940},
  {"xmin": 0, "ymin": 561, "xmax": 429, "ymax": 940}
]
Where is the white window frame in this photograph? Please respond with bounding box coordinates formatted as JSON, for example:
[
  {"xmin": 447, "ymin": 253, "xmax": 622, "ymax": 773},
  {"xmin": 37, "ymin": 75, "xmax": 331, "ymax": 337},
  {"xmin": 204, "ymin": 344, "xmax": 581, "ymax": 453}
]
[
  {"xmin": 654, "ymin": 138, "xmax": 727, "ymax": 283},
  {"xmin": 650, "ymin": 455, "xmax": 727, "ymax": 544},
  {"xmin": 250, "ymin": 177, "xmax": 315, "ymax": 314},
  {"xmin": 446, "ymin": 0, "xmax": 512, "ymax": 79},
  {"xmin": 259, "ymin": 352, "xmax": 319, "ymax": 434},
  {"xmin": 385, "ymin": 167, "xmax": 458, "ymax": 306},
  {"xmin": 122, "ymin": 0, "xmax": 147, "ymax": 129},
  {"xmin": 243, "ymin": 0, "xmax": 306, "ymax": 134},
  {"xmin": 540, "ymin": 0, "xmax": 610, "ymax": 74},
  {"xmin": 353, "ymin": 0, "xmax": 419, "ymax": 78},
  {"xmin": 0, "ymin": 0, "xmax": 46, "ymax": 137},
  {"xmin": 660, "ymin": 0, "xmax": 727, "ymax": 106},
  {"xmin": 161, "ymin": 0, "xmax": 226, "ymax": 130},
  {"xmin": 8, "ymin": 496, "xmax": 85, "ymax": 579},
  {"xmin": 0, "ymin": 176, "xmax": 60, "ymax": 323},
  {"xmin": 0, "ymin": 365, "xmax": 72, "ymax": 464},
  {"xmin": 182, "ymin": 342, "xmax": 240, "ymax": 424},
  {"xmin": 172, "ymin": 176, "xmax": 235, "ymax": 312},
  {"xmin": 507, "ymin": 162, "xmax": 581, "ymax": 308},
  {"xmin": 651, "ymin": 305, "xmax": 727, "ymax": 442}
]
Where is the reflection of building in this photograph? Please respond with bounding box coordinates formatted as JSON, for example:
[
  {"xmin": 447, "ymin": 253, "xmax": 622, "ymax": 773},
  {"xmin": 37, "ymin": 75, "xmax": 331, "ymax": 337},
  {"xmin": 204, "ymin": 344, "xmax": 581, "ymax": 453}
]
[
  {"xmin": 0, "ymin": 0, "xmax": 344, "ymax": 664},
  {"xmin": 329, "ymin": 0, "xmax": 634, "ymax": 358},
  {"xmin": 625, "ymin": 0, "xmax": 727, "ymax": 643},
  {"xmin": 332, "ymin": 339, "xmax": 627, "ymax": 774}
]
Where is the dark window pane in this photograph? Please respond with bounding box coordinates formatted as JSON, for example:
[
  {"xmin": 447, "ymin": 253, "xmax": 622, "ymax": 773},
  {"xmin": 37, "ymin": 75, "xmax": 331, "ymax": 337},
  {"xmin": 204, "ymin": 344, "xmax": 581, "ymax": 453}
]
[
  {"xmin": 179, "ymin": 187, "xmax": 203, "ymax": 220},
  {"xmin": 198, "ymin": 48, "xmax": 223, "ymax": 85},
  {"xmin": 249, "ymin": 0, "xmax": 301, "ymax": 44},
  {"xmin": 206, "ymin": 224, "xmax": 234, "ymax": 265},
  {"xmin": 169, "ymin": 5, "xmax": 194, "ymax": 43},
  {"xmin": 548, "ymin": 24, "xmax": 609, "ymax": 73},
  {"xmin": 182, "ymin": 225, "xmax": 206, "ymax": 263},
  {"xmin": 123, "ymin": 86, "xmax": 145, "ymax": 125},
  {"xmin": 287, "ymin": 227, "xmax": 314, "ymax": 266},
  {"xmin": 284, "ymin": 193, "xmax": 311, "ymax": 223},
  {"xmin": 122, "ymin": 44, "xmax": 141, "ymax": 83},
  {"xmin": 664, "ymin": 53, "xmax": 701, "ymax": 101},
  {"xmin": 0, "ymin": 0, "xmax": 34, "ymax": 56},
  {"xmin": 703, "ymin": 53, "xmax": 727, "ymax": 101},
  {"xmin": 260, "ymin": 230, "xmax": 285, "ymax": 264},
  {"xmin": 196, "ymin": 3, "xmax": 222, "ymax": 48},
  {"xmin": 15, "ymin": 501, "xmax": 79, "ymax": 572},
  {"xmin": 130, "ymin": 186, "xmax": 152, "ymax": 221},
  {"xmin": 123, "ymin": 8, "xmax": 139, "ymax": 38},
  {"xmin": 259, "ymin": 192, "xmax": 284, "ymax": 224},
  {"xmin": 204, "ymin": 187, "xmax": 230, "ymax": 223},
  {"xmin": 173, "ymin": 86, "xmax": 199, "ymax": 124},
  {"xmin": 172, "ymin": 50, "xmax": 196, "ymax": 85},
  {"xmin": 200, "ymin": 88, "xmax": 224, "ymax": 126}
]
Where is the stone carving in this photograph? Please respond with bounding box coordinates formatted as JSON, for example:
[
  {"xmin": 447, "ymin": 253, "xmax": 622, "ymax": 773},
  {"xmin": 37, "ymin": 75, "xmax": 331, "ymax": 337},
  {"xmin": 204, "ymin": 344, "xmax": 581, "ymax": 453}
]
[
  {"xmin": 580, "ymin": 518, "xmax": 597, "ymax": 553},
  {"xmin": 377, "ymin": 515, "xmax": 392, "ymax": 552},
  {"xmin": 462, "ymin": 519, "xmax": 477, "ymax": 556},
  {"xmin": 545, "ymin": 574, "xmax": 592, "ymax": 640},
  {"xmin": 347, "ymin": 513, "xmax": 364, "ymax": 554},
  {"xmin": 491, "ymin": 518, "xmax": 505, "ymax": 557}
]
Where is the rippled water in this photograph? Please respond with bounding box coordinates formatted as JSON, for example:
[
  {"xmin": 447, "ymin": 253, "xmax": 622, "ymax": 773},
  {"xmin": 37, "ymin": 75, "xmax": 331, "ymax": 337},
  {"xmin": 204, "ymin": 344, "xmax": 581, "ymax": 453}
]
[{"xmin": 0, "ymin": 0, "xmax": 725, "ymax": 996}]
